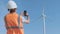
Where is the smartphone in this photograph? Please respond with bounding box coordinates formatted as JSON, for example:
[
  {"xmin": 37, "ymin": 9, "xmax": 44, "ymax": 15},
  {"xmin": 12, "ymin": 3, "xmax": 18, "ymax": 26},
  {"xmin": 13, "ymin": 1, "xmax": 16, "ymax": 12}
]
[{"xmin": 24, "ymin": 10, "xmax": 27, "ymax": 16}]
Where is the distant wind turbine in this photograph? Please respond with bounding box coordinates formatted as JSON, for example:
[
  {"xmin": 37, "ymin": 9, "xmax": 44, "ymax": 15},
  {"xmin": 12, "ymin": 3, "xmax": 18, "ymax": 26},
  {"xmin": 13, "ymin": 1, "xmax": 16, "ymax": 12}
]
[{"xmin": 42, "ymin": 8, "xmax": 46, "ymax": 34}]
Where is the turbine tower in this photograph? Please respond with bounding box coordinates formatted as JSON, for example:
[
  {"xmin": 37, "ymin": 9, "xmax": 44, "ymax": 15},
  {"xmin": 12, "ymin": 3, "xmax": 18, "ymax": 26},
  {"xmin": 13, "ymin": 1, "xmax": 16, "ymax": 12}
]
[{"xmin": 42, "ymin": 8, "xmax": 46, "ymax": 34}]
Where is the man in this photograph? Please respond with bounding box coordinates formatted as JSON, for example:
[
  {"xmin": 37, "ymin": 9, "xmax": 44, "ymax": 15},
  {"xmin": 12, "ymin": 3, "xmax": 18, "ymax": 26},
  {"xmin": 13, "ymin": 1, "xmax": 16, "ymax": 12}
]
[
  {"xmin": 4, "ymin": 0, "xmax": 30, "ymax": 34},
  {"xmin": 20, "ymin": 10, "xmax": 30, "ymax": 34}
]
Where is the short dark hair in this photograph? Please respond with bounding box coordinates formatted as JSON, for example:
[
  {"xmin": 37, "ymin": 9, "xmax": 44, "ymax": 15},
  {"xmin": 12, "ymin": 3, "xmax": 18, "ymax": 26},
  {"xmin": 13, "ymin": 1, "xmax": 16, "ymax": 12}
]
[{"xmin": 8, "ymin": 8, "xmax": 16, "ymax": 13}]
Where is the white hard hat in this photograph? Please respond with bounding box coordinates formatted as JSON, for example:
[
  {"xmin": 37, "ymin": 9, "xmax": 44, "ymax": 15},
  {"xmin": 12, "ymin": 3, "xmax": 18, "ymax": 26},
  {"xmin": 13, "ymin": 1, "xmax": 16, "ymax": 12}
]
[{"xmin": 7, "ymin": 0, "xmax": 17, "ymax": 9}]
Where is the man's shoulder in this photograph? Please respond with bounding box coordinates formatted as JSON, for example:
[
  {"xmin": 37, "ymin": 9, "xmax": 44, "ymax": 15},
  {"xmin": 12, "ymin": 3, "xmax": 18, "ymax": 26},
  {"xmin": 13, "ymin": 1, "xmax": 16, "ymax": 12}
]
[
  {"xmin": 4, "ymin": 13, "xmax": 10, "ymax": 17},
  {"xmin": 4, "ymin": 15, "xmax": 7, "ymax": 19},
  {"xmin": 14, "ymin": 13, "xmax": 18, "ymax": 16}
]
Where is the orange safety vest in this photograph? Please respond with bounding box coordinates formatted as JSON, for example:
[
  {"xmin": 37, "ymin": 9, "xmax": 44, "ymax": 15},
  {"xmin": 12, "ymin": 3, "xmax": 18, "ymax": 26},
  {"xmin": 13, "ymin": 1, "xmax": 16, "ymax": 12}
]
[
  {"xmin": 5, "ymin": 13, "xmax": 25, "ymax": 34},
  {"xmin": 5, "ymin": 13, "xmax": 22, "ymax": 29}
]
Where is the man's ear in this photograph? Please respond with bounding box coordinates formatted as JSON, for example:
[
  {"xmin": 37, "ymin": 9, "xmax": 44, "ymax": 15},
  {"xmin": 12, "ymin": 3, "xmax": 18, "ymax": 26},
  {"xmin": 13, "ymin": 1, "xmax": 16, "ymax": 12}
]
[{"xmin": 8, "ymin": 9, "xmax": 9, "ymax": 11}]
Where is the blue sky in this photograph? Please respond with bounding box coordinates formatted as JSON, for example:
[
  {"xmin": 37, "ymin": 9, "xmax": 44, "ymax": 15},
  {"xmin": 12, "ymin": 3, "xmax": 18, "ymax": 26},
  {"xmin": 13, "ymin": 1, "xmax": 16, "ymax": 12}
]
[{"xmin": 0, "ymin": 0, "xmax": 60, "ymax": 34}]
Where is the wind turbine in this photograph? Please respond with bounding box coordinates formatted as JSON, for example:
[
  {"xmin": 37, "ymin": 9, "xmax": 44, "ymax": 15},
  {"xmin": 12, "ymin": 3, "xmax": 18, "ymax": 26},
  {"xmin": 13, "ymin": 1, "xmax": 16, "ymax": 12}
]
[{"xmin": 42, "ymin": 8, "xmax": 46, "ymax": 34}]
